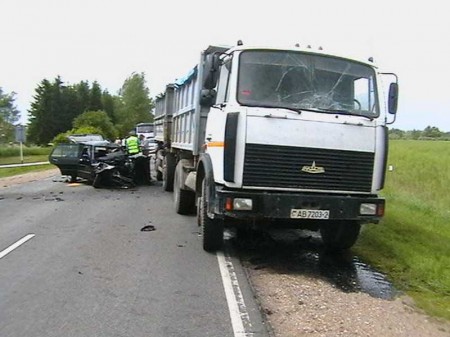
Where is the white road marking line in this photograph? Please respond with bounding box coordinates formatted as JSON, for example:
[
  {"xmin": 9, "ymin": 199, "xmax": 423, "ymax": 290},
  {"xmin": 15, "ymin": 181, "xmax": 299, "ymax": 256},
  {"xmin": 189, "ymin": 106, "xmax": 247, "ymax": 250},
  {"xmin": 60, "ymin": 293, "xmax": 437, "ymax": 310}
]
[
  {"xmin": 217, "ymin": 250, "xmax": 253, "ymax": 337},
  {"xmin": 0, "ymin": 234, "xmax": 35, "ymax": 259}
]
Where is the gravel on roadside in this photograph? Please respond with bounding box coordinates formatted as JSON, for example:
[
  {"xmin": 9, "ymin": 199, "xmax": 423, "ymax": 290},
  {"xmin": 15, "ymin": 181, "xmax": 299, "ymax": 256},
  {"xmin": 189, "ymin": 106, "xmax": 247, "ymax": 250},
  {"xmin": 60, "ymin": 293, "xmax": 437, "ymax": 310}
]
[{"xmin": 247, "ymin": 264, "xmax": 450, "ymax": 337}]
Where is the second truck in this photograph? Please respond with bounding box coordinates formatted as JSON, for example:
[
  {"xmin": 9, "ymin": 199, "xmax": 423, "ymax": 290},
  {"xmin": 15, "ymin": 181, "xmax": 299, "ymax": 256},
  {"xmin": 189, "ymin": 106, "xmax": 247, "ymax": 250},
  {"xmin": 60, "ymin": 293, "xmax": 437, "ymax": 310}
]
[{"xmin": 153, "ymin": 42, "xmax": 399, "ymax": 251}]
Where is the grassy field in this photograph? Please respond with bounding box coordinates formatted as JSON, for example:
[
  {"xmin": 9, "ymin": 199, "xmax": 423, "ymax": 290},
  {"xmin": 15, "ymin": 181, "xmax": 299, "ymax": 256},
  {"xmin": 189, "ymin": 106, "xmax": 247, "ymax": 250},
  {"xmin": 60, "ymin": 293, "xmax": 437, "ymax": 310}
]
[
  {"xmin": 0, "ymin": 146, "xmax": 51, "ymax": 157},
  {"xmin": 0, "ymin": 164, "xmax": 55, "ymax": 178},
  {"xmin": 0, "ymin": 154, "xmax": 50, "ymax": 165},
  {"xmin": 355, "ymin": 140, "xmax": 450, "ymax": 321},
  {"xmin": 0, "ymin": 146, "xmax": 51, "ymax": 165},
  {"xmin": 0, "ymin": 145, "xmax": 53, "ymax": 178}
]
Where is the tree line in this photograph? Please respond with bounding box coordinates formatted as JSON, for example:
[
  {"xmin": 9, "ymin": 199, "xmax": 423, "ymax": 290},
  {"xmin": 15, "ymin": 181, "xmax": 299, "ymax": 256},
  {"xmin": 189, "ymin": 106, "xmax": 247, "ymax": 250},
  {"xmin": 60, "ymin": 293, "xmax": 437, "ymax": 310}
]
[
  {"xmin": 2, "ymin": 80, "xmax": 449, "ymax": 145},
  {"xmin": 0, "ymin": 88, "xmax": 20, "ymax": 144},
  {"xmin": 0, "ymin": 72, "xmax": 154, "ymax": 146},
  {"xmin": 389, "ymin": 126, "xmax": 450, "ymax": 140}
]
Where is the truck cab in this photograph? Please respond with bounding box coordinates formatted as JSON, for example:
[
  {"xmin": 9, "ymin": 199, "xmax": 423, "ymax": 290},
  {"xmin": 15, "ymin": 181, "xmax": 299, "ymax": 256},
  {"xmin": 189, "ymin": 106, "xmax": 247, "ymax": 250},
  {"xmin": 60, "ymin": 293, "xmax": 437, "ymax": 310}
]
[{"xmin": 155, "ymin": 44, "xmax": 398, "ymax": 252}]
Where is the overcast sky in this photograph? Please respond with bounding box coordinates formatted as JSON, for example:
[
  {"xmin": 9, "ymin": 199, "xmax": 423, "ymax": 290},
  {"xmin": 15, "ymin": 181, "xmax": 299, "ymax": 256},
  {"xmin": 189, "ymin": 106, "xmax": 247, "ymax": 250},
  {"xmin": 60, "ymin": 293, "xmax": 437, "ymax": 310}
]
[{"xmin": 1, "ymin": 0, "xmax": 449, "ymax": 131}]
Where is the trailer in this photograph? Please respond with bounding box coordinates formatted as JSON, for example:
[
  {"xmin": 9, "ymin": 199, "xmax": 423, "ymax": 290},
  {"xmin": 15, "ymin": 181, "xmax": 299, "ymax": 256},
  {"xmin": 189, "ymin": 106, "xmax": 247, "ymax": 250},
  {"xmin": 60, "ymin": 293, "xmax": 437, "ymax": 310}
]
[{"xmin": 154, "ymin": 42, "xmax": 399, "ymax": 251}]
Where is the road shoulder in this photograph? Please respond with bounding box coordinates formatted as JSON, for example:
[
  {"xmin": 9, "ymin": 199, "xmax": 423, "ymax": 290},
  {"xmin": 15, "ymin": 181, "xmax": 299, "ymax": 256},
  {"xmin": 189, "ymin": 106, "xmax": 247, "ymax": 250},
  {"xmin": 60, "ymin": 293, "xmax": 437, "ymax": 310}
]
[{"xmin": 0, "ymin": 168, "xmax": 59, "ymax": 188}]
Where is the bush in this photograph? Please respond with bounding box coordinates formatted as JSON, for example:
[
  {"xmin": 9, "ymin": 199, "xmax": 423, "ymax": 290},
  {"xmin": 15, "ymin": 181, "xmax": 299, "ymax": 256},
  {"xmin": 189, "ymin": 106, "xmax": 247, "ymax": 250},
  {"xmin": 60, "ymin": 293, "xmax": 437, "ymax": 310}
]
[
  {"xmin": 51, "ymin": 132, "xmax": 72, "ymax": 145},
  {"xmin": 51, "ymin": 126, "xmax": 103, "ymax": 145},
  {"xmin": 73, "ymin": 110, "xmax": 117, "ymax": 140}
]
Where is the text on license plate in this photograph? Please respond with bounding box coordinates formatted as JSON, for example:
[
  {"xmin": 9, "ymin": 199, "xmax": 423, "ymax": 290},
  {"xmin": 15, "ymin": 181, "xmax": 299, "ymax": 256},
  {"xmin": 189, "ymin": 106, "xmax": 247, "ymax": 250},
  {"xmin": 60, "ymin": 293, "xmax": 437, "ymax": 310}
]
[{"xmin": 290, "ymin": 209, "xmax": 330, "ymax": 219}]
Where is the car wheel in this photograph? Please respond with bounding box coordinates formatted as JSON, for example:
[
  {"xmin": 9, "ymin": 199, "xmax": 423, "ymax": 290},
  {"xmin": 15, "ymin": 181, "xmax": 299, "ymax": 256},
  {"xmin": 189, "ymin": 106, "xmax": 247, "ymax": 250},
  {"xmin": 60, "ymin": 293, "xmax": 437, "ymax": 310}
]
[{"xmin": 92, "ymin": 174, "xmax": 102, "ymax": 188}]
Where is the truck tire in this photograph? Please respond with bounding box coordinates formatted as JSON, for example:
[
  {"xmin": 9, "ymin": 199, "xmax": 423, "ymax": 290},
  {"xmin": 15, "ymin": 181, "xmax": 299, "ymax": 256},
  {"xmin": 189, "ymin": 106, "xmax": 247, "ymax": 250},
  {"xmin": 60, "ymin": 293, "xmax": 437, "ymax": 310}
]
[
  {"xmin": 162, "ymin": 153, "xmax": 176, "ymax": 192},
  {"xmin": 174, "ymin": 160, "xmax": 195, "ymax": 215},
  {"xmin": 197, "ymin": 196, "xmax": 202, "ymax": 226},
  {"xmin": 320, "ymin": 221, "xmax": 361, "ymax": 251},
  {"xmin": 200, "ymin": 178, "xmax": 223, "ymax": 251}
]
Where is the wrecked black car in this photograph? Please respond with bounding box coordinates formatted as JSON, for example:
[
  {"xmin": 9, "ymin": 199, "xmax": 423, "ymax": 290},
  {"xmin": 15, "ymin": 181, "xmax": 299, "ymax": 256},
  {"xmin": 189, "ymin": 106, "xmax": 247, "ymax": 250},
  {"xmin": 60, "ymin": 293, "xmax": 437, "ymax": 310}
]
[{"xmin": 48, "ymin": 141, "xmax": 151, "ymax": 188}]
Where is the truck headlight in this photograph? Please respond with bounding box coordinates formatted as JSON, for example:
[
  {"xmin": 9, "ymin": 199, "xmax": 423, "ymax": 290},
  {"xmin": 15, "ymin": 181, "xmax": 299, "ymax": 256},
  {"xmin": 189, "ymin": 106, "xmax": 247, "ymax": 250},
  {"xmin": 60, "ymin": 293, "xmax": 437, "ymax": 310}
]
[
  {"xmin": 360, "ymin": 203, "xmax": 377, "ymax": 215},
  {"xmin": 233, "ymin": 198, "xmax": 253, "ymax": 211}
]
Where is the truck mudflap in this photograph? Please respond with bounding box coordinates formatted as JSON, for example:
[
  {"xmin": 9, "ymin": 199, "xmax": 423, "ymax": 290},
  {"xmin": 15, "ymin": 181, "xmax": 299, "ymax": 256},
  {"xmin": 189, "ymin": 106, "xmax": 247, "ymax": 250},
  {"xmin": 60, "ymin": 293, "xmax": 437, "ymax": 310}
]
[{"xmin": 214, "ymin": 189, "xmax": 385, "ymax": 223}]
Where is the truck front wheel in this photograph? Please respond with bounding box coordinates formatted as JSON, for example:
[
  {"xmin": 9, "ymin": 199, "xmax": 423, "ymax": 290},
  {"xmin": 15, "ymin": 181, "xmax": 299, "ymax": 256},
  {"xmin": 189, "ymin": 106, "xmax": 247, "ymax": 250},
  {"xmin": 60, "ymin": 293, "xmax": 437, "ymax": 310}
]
[
  {"xmin": 320, "ymin": 221, "xmax": 361, "ymax": 251},
  {"xmin": 200, "ymin": 178, "xmax": 223, "ymax": 251}
]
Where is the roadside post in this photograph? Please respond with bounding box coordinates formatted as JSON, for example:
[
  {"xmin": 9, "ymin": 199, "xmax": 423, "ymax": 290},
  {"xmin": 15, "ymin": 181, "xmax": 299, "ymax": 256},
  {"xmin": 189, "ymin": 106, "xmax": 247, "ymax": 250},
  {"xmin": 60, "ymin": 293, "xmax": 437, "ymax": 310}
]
[{"xmin": 15, "ymin": 125, "xmax": 26, "ymax": 164}]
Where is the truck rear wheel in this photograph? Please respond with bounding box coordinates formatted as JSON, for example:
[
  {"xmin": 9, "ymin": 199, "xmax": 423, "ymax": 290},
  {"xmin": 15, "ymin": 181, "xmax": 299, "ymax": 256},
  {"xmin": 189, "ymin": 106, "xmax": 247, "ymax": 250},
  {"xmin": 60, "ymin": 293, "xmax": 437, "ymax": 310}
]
[
  {"xmin": 162, "ymin": 153, "xmax": 176, "ymax": 191},
  {"xmin": 200, "ymin": 178, "xmax": 223, "ymax": 251},
  {"xmin": 320, "ymin": 221, "xmax": 361, "ymax": 251},
  {"xmin": 174, "ymin": 160, "xmax": 195, "ymax": 215}
]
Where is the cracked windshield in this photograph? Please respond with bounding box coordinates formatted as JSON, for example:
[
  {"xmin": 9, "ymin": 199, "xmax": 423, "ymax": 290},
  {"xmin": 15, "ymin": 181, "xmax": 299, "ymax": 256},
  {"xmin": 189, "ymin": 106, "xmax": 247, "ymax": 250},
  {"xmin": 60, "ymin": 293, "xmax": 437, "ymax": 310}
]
[{"xmin": 237, "ymin": 50, "xmax": 379, "ymax": 117}]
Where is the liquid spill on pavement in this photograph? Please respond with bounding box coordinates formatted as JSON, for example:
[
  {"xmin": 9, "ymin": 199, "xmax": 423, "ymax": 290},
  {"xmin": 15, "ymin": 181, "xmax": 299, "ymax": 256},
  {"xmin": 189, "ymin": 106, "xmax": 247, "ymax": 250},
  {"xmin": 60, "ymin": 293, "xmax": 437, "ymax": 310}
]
[
  {"xmin": 231, "ymin": 229, "xmax": 398, "ymax": 300},
  {"xmin": 294, "ymin": 250, "xmax": 398, "ymax": 299}
]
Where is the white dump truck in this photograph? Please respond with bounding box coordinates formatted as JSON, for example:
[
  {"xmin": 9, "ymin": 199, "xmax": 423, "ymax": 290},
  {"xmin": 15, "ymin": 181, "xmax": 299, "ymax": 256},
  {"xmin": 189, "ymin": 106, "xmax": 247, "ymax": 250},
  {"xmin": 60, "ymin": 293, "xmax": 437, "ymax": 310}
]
[{"xmin": 154, "ymin": 42, "xmax": 398, "ymax": 251}]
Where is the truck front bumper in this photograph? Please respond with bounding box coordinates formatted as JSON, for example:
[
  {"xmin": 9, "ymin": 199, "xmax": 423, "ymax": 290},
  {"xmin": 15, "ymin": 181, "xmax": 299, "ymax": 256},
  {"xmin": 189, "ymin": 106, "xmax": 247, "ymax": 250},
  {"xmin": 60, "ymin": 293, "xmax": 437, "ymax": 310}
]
[{"xmin": 215, "ymin": 189, "xmax": 384, "ymax": 223}]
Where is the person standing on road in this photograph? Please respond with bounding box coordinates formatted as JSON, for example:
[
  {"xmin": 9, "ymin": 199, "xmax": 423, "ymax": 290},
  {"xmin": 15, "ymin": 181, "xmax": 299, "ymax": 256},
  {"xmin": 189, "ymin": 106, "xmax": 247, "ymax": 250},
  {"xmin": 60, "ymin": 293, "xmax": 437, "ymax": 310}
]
[
  {"xmin": 139, "ymin": 134, "xmax": 151, "ymax": 156},
  {"xmin": 125, "ymin": 131, "xmax": 140, "ymax": 155},
  {"xmin": 131, "ymin": 133, "xmax": 151, "ymax": 184}
]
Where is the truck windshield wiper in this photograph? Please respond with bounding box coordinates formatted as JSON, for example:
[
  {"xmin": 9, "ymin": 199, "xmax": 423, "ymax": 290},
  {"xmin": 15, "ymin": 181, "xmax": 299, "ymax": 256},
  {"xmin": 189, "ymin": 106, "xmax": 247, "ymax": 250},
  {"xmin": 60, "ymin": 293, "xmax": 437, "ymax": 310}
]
[
  {"xmin": 319, "ymin": 108, "xmax": 374, "ymax": 120},
  {"xmin": 275, "ymin": 105, "xmax": 303, "ymax": 114},
  {"xmin": 245, "ymin": 103, "xmax": 303, "ymax": 114}
]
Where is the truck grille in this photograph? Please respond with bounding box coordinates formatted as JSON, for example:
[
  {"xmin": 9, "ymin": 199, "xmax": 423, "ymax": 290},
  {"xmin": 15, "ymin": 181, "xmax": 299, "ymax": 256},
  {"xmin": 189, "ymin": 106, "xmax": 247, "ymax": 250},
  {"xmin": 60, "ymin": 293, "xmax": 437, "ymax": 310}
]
[{"xmin": 243, "ymin": 144, "xmax": 374, "ymax": 192}]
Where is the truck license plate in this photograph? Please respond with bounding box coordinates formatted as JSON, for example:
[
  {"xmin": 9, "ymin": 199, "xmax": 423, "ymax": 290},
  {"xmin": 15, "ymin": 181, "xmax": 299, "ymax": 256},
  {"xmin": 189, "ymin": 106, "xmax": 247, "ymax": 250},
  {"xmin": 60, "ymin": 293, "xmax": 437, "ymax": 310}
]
[{"xmin": 290, "ymin": 209, "xmax": 330, "ymax": 219}]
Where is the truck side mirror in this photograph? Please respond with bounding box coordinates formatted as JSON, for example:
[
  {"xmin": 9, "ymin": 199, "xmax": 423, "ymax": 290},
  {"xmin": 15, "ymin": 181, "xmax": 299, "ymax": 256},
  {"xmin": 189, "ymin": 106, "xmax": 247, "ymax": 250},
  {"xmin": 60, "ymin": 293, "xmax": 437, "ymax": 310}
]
[
  {"xmin": 203, "ymin": 53, "xmax": 221, "ymax": 90},
  {"xmin": 388, "ymin": 82, "xmax": 399, "ymax": 115}
]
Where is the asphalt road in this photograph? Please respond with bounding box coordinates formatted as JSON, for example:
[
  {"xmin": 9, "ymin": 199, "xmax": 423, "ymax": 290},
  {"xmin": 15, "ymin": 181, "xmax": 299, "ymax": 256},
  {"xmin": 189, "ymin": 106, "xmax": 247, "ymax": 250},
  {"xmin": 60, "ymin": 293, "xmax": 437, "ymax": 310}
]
[{"xmin": 0, "ymin": 174, "xmax": 269, "ymax": 337}]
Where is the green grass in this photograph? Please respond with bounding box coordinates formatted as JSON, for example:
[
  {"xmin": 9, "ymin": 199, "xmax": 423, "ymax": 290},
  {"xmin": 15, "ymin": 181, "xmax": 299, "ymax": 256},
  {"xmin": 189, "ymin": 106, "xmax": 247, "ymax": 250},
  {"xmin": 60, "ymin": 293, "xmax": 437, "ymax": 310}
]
[
  {"xmin": 0, "ymin": 155, "xmax": 50, "ymax": 165},
  {"xmin": 0, "ymin": 164, "xmax": 55, "ymax": 179},
  {"xmin": 0, "ymin": 145, "xmax": 51, "ymax": 157},
  {"xmin": 354, "ymin": 140, "xmax": 450, "ymax": 321},
  {"xmin": 0, "ymin": 145, "xmax": 53, "ymax": 178}
]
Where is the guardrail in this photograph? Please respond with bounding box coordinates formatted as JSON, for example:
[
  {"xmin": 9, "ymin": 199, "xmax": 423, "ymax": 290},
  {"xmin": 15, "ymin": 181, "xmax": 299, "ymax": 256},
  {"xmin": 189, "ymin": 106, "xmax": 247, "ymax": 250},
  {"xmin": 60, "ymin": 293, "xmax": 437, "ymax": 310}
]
[{"xmin": 0, "ymin": 161, "xmax": 50, "ymax": 169}]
